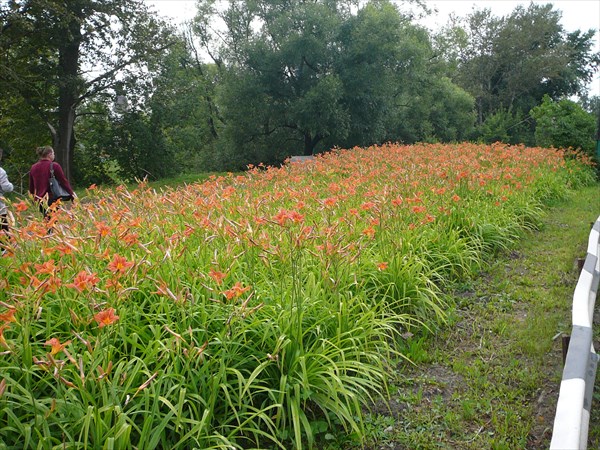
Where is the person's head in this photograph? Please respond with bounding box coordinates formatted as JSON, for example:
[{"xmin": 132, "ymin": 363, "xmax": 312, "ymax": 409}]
[{"xmin": 36, "ymin": 146, "xmax": 54, "ymax": 161}]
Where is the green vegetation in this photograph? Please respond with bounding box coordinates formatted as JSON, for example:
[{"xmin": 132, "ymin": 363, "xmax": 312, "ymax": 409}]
[
  {"xmin": 1, "ymin": 1, "xmax": 598, "ymax": 186},
  {"xmin": 531, "ymin": 95, "xmax": 598, "ymax": 158},
  {"xmin": 351, "ymin": 183, "xmax": 600, "ymax": 449},
  {"xmin": 0, "ymin": 143, "xmax": 595, "ymax": 449}
]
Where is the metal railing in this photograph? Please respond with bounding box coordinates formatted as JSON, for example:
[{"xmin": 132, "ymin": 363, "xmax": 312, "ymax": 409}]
[{"xmin": 550, "ymin": 216, "xmax": 600, "ymax": 450}]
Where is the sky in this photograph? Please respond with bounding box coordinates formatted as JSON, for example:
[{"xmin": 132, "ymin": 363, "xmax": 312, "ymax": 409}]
[{"xmin": 145, "ymin": 0, "xmax": 600, "ymax": 96}]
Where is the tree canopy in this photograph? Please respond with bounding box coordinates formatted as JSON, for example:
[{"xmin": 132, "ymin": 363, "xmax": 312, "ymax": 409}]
[
  {"xmin": 434, "ymin": 3, "xmax": 599, "ymax": 142},
  {"xmin": 0, "ymin": 0, "xmax": 597, "ymax": 184},
  {"xmin": 531, "ymin": 95, "xmax": 597, "ymax": 157},
  {"xmin": 191, "ymin": 0, "xmax": 477, "ymax": 169},
  {"xmin": 0, "ymin": 0, "xmax": 174, "ymax": 179}
]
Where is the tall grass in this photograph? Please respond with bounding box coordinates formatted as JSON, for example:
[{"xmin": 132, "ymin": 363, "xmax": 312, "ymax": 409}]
[{"xmin": 0, "ymin": 143, "xmax": 594, "ymax": 449}]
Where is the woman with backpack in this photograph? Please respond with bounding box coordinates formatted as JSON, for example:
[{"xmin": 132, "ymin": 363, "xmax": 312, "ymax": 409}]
[{"xmin": 29, "ymin": 146, "xmax": 75, "ymax": 218}]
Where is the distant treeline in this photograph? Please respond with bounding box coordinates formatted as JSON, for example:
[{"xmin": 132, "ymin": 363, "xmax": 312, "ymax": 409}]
[{"xmin": 0, "ymin": 0, "xmax": 598, "ymax": 186}]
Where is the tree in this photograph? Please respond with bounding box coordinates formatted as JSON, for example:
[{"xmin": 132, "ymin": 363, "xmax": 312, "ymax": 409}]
[
  {"xmin": 205, "ymin": 0, "xmax": 354, "ymax": 162},
  {"xmin": 435, "ymin": 8, "xmax": 502, "ymax": 126},
  {"xmin": 476, "ymin": 108, "xmax": 532, "ymax": 146},
  {"xmin": 0, "ymin": 0, "xmax": 173, "ymax": 181},
  {"xmin": 336, "ymin": 1, "xmax": 424, "ymax": 147},
  {"xmin": 74, "ymin": 101, "xmax": 173, "ymax": 185},
  {"xmin": 389, "ymin": 76, "xmax": 475, "ymax": 144},
  {"xmin": 148, "ymin": 32, "xmax": 225, "ymax": 172},
  {"xmin": 192, "ymin": 0, "xmax": 471, "ymax": 168},
  {"xmin": 0, "ymin": 90, "xmax": 48, "ymax": 189},
  {"xmin": 530, "ymin": 95, "xmax": 596, "ymax": 157},
  {"xmin": 435, "ymin": 3, "xmax": 600, "ymax": 129}
]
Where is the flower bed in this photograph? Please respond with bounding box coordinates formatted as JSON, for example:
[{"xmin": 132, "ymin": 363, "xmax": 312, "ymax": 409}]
[{"xmin": 0, "ymin": 143, "xmax": 594, "ymax": 449}]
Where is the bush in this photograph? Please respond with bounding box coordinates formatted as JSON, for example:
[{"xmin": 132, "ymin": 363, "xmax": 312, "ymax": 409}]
[{"xmin": 530, "ymin": 95, "xmax": 596, "ymax": 158}]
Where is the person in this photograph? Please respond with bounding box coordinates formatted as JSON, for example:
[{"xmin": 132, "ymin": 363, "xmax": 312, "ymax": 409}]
[
  {"xmin": 29, "ymin": 145, "xmax": 75, "ymax": 218},
  {"xmin": 0, "ymin": 148, "xmax": 14, "ymax": 251}
]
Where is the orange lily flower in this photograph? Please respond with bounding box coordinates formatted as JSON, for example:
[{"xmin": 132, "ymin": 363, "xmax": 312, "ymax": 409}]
[
  {"xmin": 35, "ymin": 260, "xmax": 57, "ymax": 275},
  {"xmin": 362, "ymin": 227, "xmax": 376, "ymax": 238},
  {"xmin": 95, "ymin": 221, "xmax": 112, "ymax": 237},
  {"xmin": 67, "ymin": 270, "xmax": 100, "ymax": 292},
  {"xmin": 45, "ymin": 337, "xmax": 71, "ymax": 355},
  {"xmin": 94, "ymin": 308, "xmax": 120, "ymax": 328},
  {"xmin": 222, "ymin": 282, "xmax": 251, "ymax": 300},
  {"xmin": 208, "ymin": 269, "xmax": 227, "ymax": 285},
  {"xmin": 14, "ymin": 201, "xmax": 29, "ymax": 212},
  {"xmin": 107, "ymin": 254, "xmax": 134, "ymax": 274},
  {"xmin": 0, "ymin": 324, "xmax": 9, "ymax": 348},
  {"xmin": 377, "ymin": 262, "xmax": 388, "ymax": 271},
  {"xmin": 0, "ymin": 309, "xmax": 16, "ymax": 324}
]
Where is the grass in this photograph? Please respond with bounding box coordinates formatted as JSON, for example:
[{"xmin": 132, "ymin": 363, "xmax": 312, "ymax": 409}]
[{"xmin": 350, "ymin": 183, "xmax": 600, "ymax": 449}]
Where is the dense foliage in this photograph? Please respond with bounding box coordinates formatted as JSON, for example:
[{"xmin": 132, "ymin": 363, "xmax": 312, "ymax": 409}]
[
  {"xmin": 531, "ymin": 95, "xmax": 597, "ymax": 157},
  {"xmin": 434, "ymin": 3, "xmax": 599, "ymax": 145},
  {"xmin": 0, "ymin": 143, "xmax": 595, "ymax": 449},
  {"xmin": 0, "ymin": 0, "xmax": 174, "ymax": 179},
  {"xmin": 0, "ymin": 0, "xmax": 598, "ymax": 186}
]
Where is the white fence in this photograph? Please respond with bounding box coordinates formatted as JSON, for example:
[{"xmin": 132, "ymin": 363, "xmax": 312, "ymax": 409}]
[{"xmin": 550, "ymin": 216, "xmax": 600, "ymax": 450}]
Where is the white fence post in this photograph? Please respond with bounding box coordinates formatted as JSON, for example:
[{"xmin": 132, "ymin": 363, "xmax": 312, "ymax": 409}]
[{"xmin": 550, "ymin": 216, "xmax": 600, "ymax": 450}]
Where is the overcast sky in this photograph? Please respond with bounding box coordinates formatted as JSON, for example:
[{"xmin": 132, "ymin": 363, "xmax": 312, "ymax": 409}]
[{"xmin": 145, "ymin": 0, "xmax": 600, "ymax": 96}]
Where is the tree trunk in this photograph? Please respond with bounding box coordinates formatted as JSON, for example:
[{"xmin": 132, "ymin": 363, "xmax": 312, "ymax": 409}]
[
  {"xmin": 476, "ymin": 97, "xmax": 483, "ymax": 125},
  {"xmin": 303, "ymin": 132, "xmax": 322, "ymax": 156},
  {"xmin": 55, "ymin": 4, "xmax": 83, "ymax": 182},
  {"xmin": 56, "ymin": 91, "xmax": 77, "ymax": 180}
]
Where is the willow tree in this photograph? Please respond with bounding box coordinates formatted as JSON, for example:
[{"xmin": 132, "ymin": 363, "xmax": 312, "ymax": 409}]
[
  {"xmin": 194, "ymin": 0, "xmax": 357, "ymax": 162},
  {"xmin": 0, "ymin": 0, "xmax": 173, "ymax": 180},
  {"xmin": 194, "ymin": 0, "xmax": 452, "ymax": 167}
]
